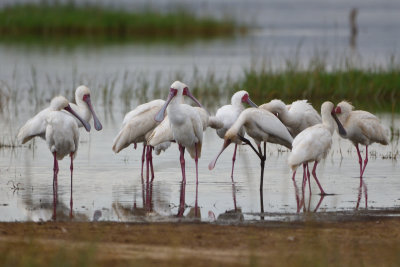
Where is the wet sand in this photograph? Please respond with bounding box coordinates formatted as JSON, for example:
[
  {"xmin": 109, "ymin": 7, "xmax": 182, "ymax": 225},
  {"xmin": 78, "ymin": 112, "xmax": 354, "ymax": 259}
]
[{"xmin": 1, "ymin": 218, "xmax": 400, "ymax": 266}]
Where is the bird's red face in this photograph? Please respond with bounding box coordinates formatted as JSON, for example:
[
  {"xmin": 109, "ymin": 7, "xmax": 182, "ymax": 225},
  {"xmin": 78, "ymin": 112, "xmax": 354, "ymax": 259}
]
[
  {"xmin": 182, "ymin": 87, "xmax": 188, "ymax": 96},
  {"xmin": 241, "ymin": 93, "xmax": 258, "ymax": 108},
  {"xmin": 335, "ymin": 106, "xmax": 342, "ymax": 114},
  {"xmin": 170, "ymin": 88, "xmax": 178, "ymax": 96}
]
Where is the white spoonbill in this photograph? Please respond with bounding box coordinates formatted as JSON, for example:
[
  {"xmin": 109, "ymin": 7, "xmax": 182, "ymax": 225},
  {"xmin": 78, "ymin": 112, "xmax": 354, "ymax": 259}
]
[
  {"xmin": 260, "ymin": 99, "xmax": 321, "ymax": 137},
  {"xmin": 68, "ymin": 85, "xmax": 103, "ymax": 131},
  {"xmin": 154, "ymin": 81, "xmax": 207, "ymax": 216},
  {"xmin": 19, "ymin": 96, "xmax": 91, "ymax": 219},
  {"xmin": 288, "ymin": 101, "xmax": 347, "ymax": 195},
  {"xmin": 212, "ymin": 107, "xmax": 293, "ymax": 192},
  {"xmin": 334, "ymin": 101, "xmax": 388, "ymax": 178},
  {"xmin": 261, "ymin": 99, "xmax": 322, "ymax": 193},
  {"xmin": 112, "ymin": 99, "xmax": 171, "ymax": 180},
  {"xmin": 208, "ymin": 90, "xmax": 258, "ymax": 180}
]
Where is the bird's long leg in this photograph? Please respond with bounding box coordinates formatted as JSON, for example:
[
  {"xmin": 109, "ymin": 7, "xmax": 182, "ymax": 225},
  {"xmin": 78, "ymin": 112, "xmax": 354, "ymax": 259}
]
[
  {"xmin": 150, "ymin": 146, "xmax": 155, "ymax": 182},
  {"xmin": 195, "ymin": 143, "xmax": 199, "ymax": 217},
  {"xmin": 259, "ymin": 142, "xmax": 266, "ymax": 216},
  {"xmin": 237, "ymin": 134, "xmax": 262, "ymax": 158},
  {"xmin": 52, "ymin": 152, "xmax": 58, "ymax": 221},
  {"xmin": 361, "ymin": 145, "xmax": 369, "ymax": 178},
  {"xmin": 311, "ymin": 161, "xmax": 327, "ymax": 196},
  {"xmin": 145, "ymin": 146, "xmax": 151, "ymax": 208},
  {"xmin": 306, "ymin": 163, "xmax": 311, "ymax": 195},
  {"xmin": 355, "ymin": 144, "xmax": 363, "ymax": 178},
  {"xmin": 70, "ymin": 152, "xmax": 74, "ymax": 218},
  {"xmin": 177, "ymin": 145, "xmax": 186, "ymax": 217},
  {"xmin": 141, "ymin": 144, "xmax": 146, "ymax": 178},
  {"xmin": 179, "ymin": 145, "xmax": 186, "ymax": 184},
  {"xmin": 232, "ymin": 181, "xmax": 238, "ymax": 212},
  {"xmin": 231, "ymin": 144, "xmax": 238, "ymax": 182},
  {"xmin": 292, "ymin": 170, "xmax": 301, "ymax": 212}
]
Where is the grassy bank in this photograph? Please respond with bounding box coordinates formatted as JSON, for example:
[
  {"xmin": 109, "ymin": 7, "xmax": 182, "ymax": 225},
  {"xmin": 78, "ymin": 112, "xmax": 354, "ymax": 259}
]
[
  {"xmin": 0, "ymin": 3, "xmax": 245, "ymax": 42},
  {"xmin": 230, "ymin": 68, "xmax": 400, "ymax": 112}
]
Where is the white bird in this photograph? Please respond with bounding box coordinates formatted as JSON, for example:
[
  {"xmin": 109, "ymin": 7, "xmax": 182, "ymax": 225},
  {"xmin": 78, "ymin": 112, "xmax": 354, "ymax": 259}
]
[
  {"xmin": 260, "ymin": 99, "xmax": 321, "ymax": 137},
  {"xmin": 68, "ymin": 85, "xmax": 103, "ymax": 131},
  {"xmin": 208, "ymin": 90, "xmax": 258, "ymax": 181},
  {"xmin": 17, "ymin": 86, "xmax": 101, "ymax": 144},
  {"xmin": 288, "ymin": 101, "xmax": 347, "ymax": 195},
  {"xmin": 154, "ymin": 81, "xmax": 207, "ymax": 216},
  {"xmin": 112, "ymin": 99, "xmax": 171, "ymax": 180},
  {"xmin": 260, "ymin": 99, "xmax": 322, "ymax": 191},
  {"xmin": 213, "ymin": 107, "xmax": 293, "ymax": 192},
  {"xmin": 19, "ymin": 96, "xmax": 91, "ymax": 219},
  {"xmin": 334, "ymin": 101, "xmax": 388, "ymax": 178}
]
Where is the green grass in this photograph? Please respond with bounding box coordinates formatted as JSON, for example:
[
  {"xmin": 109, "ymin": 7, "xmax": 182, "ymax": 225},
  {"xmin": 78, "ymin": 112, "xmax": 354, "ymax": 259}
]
[
  {"xmin": 0, "ymin": 3, "xmax": 245, "ymax": 43},
  {"xmin": 229, "ymin": 67, "xmax": 400, "ymax": 113}
]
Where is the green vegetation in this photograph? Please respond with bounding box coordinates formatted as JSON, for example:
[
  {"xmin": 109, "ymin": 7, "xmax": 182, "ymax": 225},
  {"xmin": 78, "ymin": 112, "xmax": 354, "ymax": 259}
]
[
  {"xmin": 230, "ymin": 67, "xmax": 400, "ymax": 112},
  {"xmin": 0, "ymin": 3, "xmax": 245, "ymax": 43}
]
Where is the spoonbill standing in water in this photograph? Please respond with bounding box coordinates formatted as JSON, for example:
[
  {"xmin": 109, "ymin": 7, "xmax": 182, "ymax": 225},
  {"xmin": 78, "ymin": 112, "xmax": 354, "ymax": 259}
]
[
  {"xmin": 261, "ymin": 99, "xmax": 322, "ymax": 196},
  {"xmin": 154, "ymin": 81, "xmax": 208, "ymax": 216},
  {"xmin": 334, "ymin": 101, "xmax": 388, "ymax": 179},
  {"xmin": 18, "ymin": 96, "xmax": 91, "ymax": 219},
  {"xmin": 288, "ymin": 101, "xmax": 347, "ymax": 196},
  {"xmin": 112, "ymin": 99, "xmax": 171, "ymax": 180},
  {"xmin": 208, "ymin": 90, "xmax": 258, "ymax": 181}
]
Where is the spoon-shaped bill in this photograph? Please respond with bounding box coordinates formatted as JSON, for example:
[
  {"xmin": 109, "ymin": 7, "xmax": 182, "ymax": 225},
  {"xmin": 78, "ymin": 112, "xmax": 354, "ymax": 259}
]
[
  {"xmin": 208, "ymin": 139, "xmax": 232, "ymax": 170},
  {"xmin": 331, "ymin": 111, "xmax": 346, "ymax": 136},
  {"xmin": 65, "ymin": 105, "xmax": 91, "ymax": 132},
  {"xmin": 83, "ymin": 95, "xmax": 102, "ymax": 131}
]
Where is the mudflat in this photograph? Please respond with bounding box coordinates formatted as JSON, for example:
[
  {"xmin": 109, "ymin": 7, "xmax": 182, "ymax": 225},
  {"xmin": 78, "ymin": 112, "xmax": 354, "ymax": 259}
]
[{"xmin": 1, "ymin": 218, "xmax": 400, "ymax": 266}]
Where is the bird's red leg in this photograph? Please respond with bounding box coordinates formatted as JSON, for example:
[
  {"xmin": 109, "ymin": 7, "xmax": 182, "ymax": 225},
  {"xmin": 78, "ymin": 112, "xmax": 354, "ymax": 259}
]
[
  {"xmin": 141, "ymin": 144, "xmax": 146, "ymax": 178},
  {"xmin": 259, "ymin": 142, "xmax": 266, "ymax": 215},
  {"xmin": 355, "ymin": 144, "xmax": 363, "ymax": 178},
  {"xmin": 314, "ymin": 195, "xmax": 325, "ymax": 212},
  {"xmin": 195, "ymin": 143, "xmax": 199, "ymax": 217},
  {"xmin": 70, "ymin": 152, "xmax": 74, "ymax": 218},
  {"xmin": 363, "ymin": 181, "xmax": 368, "ymax": 209},
  {"xmin": 311, "ymin": 161, "xmax": 326, "ymax": 195},
  {"xmin": 356, "ymin": 178, "xmax": 363, "ymax": 210},
  {"xmin": 231, "ymin": 144, "xmax": 238, "ymax": 182},
  {"xmin": 232, "ymin": 182, "xmax": 238, "ymax": 212},
  {"xmin": 361, "ymin": 145, "xmax": 369, "ymax": 177},
  {"xmin": 177, "ymin": 145, "xmax": 186, "ymax": 217},
  {"xmin": 307, "ymin": 163, "xmax": 311, "ymax": 195},
  {"xmin": 292, "ymin": 170, "xmax": 301, "ymax": 212},
  {"xmin": 150, "ymin": 146, "xmax": 155, "ymax": 182}
]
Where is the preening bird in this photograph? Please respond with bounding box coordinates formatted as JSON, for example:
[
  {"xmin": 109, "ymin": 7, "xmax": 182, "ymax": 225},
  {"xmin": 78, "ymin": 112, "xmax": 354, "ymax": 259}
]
[
  {"xmin": 18, "ymin": 96, "xmax": 91, "ymax": 219},
  {"xmin": 208, "ymin": 90, "xmax": 258, "ymax": 181},
  {"xmin": 288, "ymin": 101, "xmax": 347, "ymax": 195},
  {"xmin": 334, "ymin": 101, "xmax": 388, "ymax": 179}
]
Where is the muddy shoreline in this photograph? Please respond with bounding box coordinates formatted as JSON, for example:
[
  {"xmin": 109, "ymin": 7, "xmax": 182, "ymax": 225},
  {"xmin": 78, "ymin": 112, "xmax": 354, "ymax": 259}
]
[{"xmin": 1, "ymin": 217, "xmax": 400, "ymax": 266}]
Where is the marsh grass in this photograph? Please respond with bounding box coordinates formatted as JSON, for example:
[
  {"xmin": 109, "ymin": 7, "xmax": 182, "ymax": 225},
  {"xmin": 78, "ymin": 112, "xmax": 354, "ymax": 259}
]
[{"xmin": 0, "ymin": 3, "xmax": 245, "ymax": 44}]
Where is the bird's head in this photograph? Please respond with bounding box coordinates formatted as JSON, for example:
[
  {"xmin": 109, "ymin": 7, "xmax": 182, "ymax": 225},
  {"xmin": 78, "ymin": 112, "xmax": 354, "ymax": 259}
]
[{"xmin": 75, "ymin": 85, "xmax": 102, "ymax": 131}]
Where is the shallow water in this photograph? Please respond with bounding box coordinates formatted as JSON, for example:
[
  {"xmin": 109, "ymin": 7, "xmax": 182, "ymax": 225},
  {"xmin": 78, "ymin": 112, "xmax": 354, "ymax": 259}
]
[
  {"xmin": 0, "ymin": 106, "xmax": 399, "ymax": 222},
  {"xmin": 0, "ymin": 0, "xmax": 399, "ymax": 223}
]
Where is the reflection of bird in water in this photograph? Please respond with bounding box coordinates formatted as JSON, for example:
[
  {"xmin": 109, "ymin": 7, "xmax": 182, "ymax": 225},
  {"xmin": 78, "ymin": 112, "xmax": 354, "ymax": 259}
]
[
  {"xmin": 18, "ymin": 96, "xmax": 91, "ymax": 220},
  {"xmin": 208, "ymin": 91, "xmax": 258, "ymax": 181},
  {"xmin": 334, "ymin": 101, "xmax": 389, "ymax": 179},
  {"xmin": 288, "ymin": 101, "xmax": 347, "ymax": 196},
  {"xmin": 154, "ymin": 81, "xmax": 208, "ymax": 217}
]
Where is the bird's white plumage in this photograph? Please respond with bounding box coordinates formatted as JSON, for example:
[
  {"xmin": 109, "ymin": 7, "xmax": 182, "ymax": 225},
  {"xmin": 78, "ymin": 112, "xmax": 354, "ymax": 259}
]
[
  {"xmin": 260, "ymin": 99, "xmax": 321, "ymax": 137},
  {"xmin": 336, "ymin": 101, "xmax": 388, "ymax": 146},
  {"xmin": 112, "ymin": 102, "xmax": 165, "ymax": 153},
  {"xmin": 288, "ymin": 101, "xmax": 337, "ymax": 171},
  {"xmin": 225, "ymin": 107, "xmax": 293, "ymax": 149},
  {"xmin": 46, "ymin": 111, "xmax": 79, "ymax": 160}
]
